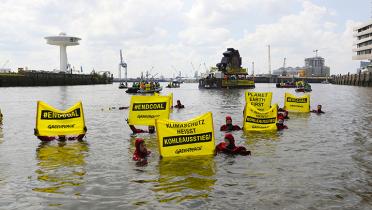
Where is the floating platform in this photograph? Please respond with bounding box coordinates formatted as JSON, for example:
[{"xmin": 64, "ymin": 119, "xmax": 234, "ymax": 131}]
[
  {"xmin": 199, "ymin": 78, "xmax": 255, "ymax": 89},
  {"xmin": 199, "ymin": 48, "xmax": 255, "ymax": 89}
]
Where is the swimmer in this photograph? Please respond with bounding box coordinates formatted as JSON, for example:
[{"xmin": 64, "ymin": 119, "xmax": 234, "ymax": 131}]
[
  {"xmin": 174, "ymin": 100, "xmax": 185, "ymax": 108},
  {"xmin": 215, "ymin": 133, "xmax": 251, "ymax": 155},
  {"xmin": 133, "ymin": 138, "xmax": 151, "ymax": 163},
  {"xmin": 276, "ymin": 119, "xmax": 288, "ymax": 130},
  {"xmin": 220, "ymin": 116, "xmax": 241, "ymax": 131},
  {"xmin": 311, "ymin": 104, "xmax": 325, "ymax": 114}
]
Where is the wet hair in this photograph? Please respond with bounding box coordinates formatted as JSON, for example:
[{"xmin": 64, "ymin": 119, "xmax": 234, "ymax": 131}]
[{"xmin": 148, "ymin": 125, "xmax": 155, "ymax": 133}]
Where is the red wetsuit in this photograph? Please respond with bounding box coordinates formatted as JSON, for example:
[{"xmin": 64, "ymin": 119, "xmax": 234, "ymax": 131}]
[
  {"xmin": 129, "ymin": 125, "xmax": 148, "ymax": 134},
  {"xmin": 133, "ymin": 139, "xmax": 151, "ymax": 161},
  {"xmin": 37, "ymin": 134, "xmax": 85, "ymax": 142},
  {"xmin": 220, "ymin": 124, "xmax": 241, "ymax": 131},
  {"xmin": 276, "ymin": 124, "xmax": 288, "ymax": 130},
  {"xmin": 215, "ymin": 142, "xmax": 251, "ymax": 156},
  {"xmin": 277, "ymin": 114, "xmax": 285, "ymax": 120}
]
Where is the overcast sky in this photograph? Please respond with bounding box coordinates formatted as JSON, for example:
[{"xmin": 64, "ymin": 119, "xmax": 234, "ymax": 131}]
[{"xmin": 0, "ymin": 0, "xmax": 370, "ymax": 77}]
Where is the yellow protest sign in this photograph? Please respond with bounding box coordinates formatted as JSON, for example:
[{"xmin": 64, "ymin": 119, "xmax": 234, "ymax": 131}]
[
  {"xmin": 245, "ymin": 91, "xmax": 272, "ymax": 111},
  {"xmin": 35, "ymin": 101, "xmax": 86, "ymax": 136},
  {"xmin": 284, "ymin": 93, "xmax": 310, "ymax": 112},
  {"xmin": 156, "ymin": 112, "xmax": 215, "ymax": 158},
  {"xmin": 154, "ymin": 92, "xmax": 173, "ymax": 109},
  {"xmin": 128, "ymin": 95, "xmax": 171, "ymax": 126},
  {"xmin": 243, "ymin": 103, "xmax": 278, "ymax": 131}
]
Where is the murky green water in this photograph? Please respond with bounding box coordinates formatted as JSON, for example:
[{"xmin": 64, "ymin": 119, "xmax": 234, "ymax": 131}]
[{"xmin": 0, "ymin": 83, "xmax": 371, "ymax": 209}]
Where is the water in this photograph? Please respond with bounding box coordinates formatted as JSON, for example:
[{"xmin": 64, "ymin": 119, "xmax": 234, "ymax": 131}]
[{"xmin": 0, "ymin": 83, "xmax": 371, "ymax": 209}]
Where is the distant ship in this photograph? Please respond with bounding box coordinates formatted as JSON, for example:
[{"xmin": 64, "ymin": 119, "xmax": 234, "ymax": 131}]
[{"xmin": 199, "ymin": 48, "xmax": 255, "ymax": 89}]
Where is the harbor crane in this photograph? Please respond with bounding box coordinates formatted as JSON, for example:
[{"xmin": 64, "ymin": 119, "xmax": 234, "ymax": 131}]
[{"xmin": 118, "ymin": 49, "xmax": 128, "ymax": 88}]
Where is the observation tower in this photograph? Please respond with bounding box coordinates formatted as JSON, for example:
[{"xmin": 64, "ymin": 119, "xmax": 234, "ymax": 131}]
[{"xmin": 45, "ymin": 32, "xmax": 81, "ymax": 72}]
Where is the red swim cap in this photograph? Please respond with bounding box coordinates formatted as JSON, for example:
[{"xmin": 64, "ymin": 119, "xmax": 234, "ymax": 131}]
[{"xmin": 226, "ymin": 116, "xmax": 232, "ymax": 120}]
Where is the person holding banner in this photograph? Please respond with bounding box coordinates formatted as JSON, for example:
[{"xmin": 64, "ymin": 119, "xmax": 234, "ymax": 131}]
[
  {"xmin": 278, "ymin": 108, "xmax": 289, "ymax": 119},
  {"xmin": 133, "ymin": 138, "xmax": 151, "ymax": 164},
  {"xmin": 36, "ymin": 134, "xmax": 85, "ymax": 142},
  {"xmin": 215, "ymin": 133, "xmax": 250, "ymax": 156},
  {"xmin": 220, "ymin": 116, "xmax": 241, "ymax": 131},
  {"xmin": 128, "ymin": 120, "xmax": 156, "ymax": 134},
  {"xmin": 311, "ymin": 105, "xmax": 325, "ymax": 114}
]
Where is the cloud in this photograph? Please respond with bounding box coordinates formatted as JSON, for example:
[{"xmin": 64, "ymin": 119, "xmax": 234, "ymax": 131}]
[
  {"xmin": 0, "ymin": 0, "xmax": 361, "ymax": 77},
  {"xmin": 224, "ymin": 1, "xmax": 358, "ymax": 74}
]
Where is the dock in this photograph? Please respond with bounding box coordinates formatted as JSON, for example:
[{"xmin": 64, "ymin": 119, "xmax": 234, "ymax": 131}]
[
  {"xmin": 331, "ymin": 72, "xmax": 372, "ymax": 87},
  {"xmin": 0, "ymin": 71, "xmax": 113, "ymax": 87}
]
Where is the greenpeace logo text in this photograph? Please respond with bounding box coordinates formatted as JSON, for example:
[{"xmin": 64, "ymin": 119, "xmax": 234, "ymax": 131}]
[
  {"xmin": 48, "ymin": 124, "xmax": 75, "ymax": 129},
  {"xmin": 175, "ymin": 146, "xmax": 202, "ymax": 154}
]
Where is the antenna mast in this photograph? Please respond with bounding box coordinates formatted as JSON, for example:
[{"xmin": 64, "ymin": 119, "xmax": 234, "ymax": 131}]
[
  {"xmin": 252, "ymin": 61, "xmax": 254, "ymax": 76},
  {"xmin": 268, "ymin": 45, "xmax": 271, "ymax": 75}
]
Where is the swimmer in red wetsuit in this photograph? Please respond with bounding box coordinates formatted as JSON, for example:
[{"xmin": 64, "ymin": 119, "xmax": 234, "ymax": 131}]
[
  {"xmin": 278, "ymin": 108, "xmax": 289, "ymax": 119},
  {"xmin": 133, "ymin": 138, "xmax": 151, "ymax": 164},
  {"xmin": 215, "ymin": 133, "xmax": 251, "ymax": 156},
  {"xmin": 276, "ymin": 119, "xmax": 288, "ymax": 130},
  {"xmin": 220, "ymin": 116, "xmax": 241, "ymax": 131}
]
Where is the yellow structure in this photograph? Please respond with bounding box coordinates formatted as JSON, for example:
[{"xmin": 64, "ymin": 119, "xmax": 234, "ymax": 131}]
[
  {"xmin": 35, "ymin": 101, "xmax": 86, "ymax": 136},
  {"xmin": 156, "ymin": 112, "xmax": 215, "ymax": 158}
]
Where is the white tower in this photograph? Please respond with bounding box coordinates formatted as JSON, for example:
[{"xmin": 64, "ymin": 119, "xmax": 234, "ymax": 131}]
[{"xmin": 45, "ymin": 32, "xmax": 81, "ymax": 72}]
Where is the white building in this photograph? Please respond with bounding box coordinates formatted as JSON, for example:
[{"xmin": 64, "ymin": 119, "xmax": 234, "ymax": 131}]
[{"xmin": 353, "ymin": 20, "xmax": 372, "ymax": 61}]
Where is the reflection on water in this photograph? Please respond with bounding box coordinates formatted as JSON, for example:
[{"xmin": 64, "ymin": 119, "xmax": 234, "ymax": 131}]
[
  {"xmin": 153, "ymin": 156, "xmax": 216, "ymax": 203},
  {"xmin": 58, "ymin": 86, "xmax": 68, "ymax": 108},
  {"xmin": 33, "ymin": 141, "xmax": 89, "ymax": 194},
  {"xmin": 243, "ymin": 130, "xmax": 280, "ymax": 142}
]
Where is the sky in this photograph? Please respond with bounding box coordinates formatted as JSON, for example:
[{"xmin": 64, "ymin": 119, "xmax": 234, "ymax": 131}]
[{"xmin": 0, "ymin": 0, "xmax": 370, "ymax": 77}]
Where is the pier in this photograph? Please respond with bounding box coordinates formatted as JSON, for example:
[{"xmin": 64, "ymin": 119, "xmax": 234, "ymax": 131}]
[
  {"xmin": 0, "ymin": 71, "xmax": 113, "ymax": 87},
  {"xmin": 331, "ymin": 72, "xmax": 372, "ymax": 87}
]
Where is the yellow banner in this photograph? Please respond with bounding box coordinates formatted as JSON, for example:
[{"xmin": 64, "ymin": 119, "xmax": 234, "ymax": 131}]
[
  {"xmin": 284, "ymin": 93, "xmax": 310, "ymax": 112},
  {"xmin": 245, "ymin": 91, "xmax": 272, "ymax": 111},
  {"xmin": 128, "ymin": 95, "xmax": 171, "ymax": 126},
  {"xmin": 243, "ymin": 104, "xmax": 278, "ymax": 131},
  {"xmin": 169, "ymin": 93, "xmax": 173, "ymax": 107},
  {"xmin": 156, "ymin": 112, "xmax": 215, "ymax": 158},
  {"xmin": 35, "ymin": 101, "xmax": 86, "ymax": 136},
  {"xmin": 154, "ymin": 92, "xmax": 172, "ymax": 107}
]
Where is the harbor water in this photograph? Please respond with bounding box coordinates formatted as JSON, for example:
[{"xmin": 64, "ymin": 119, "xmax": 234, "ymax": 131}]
[{"xmin": 0, "ymin": 83, "xmax": 371, "ymax": 209}]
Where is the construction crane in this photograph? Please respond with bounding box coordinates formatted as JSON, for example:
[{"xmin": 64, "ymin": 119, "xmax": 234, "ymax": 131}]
[{"xmin": 118, "ymin": 49, "xmax": 128, "ymax": 88}]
